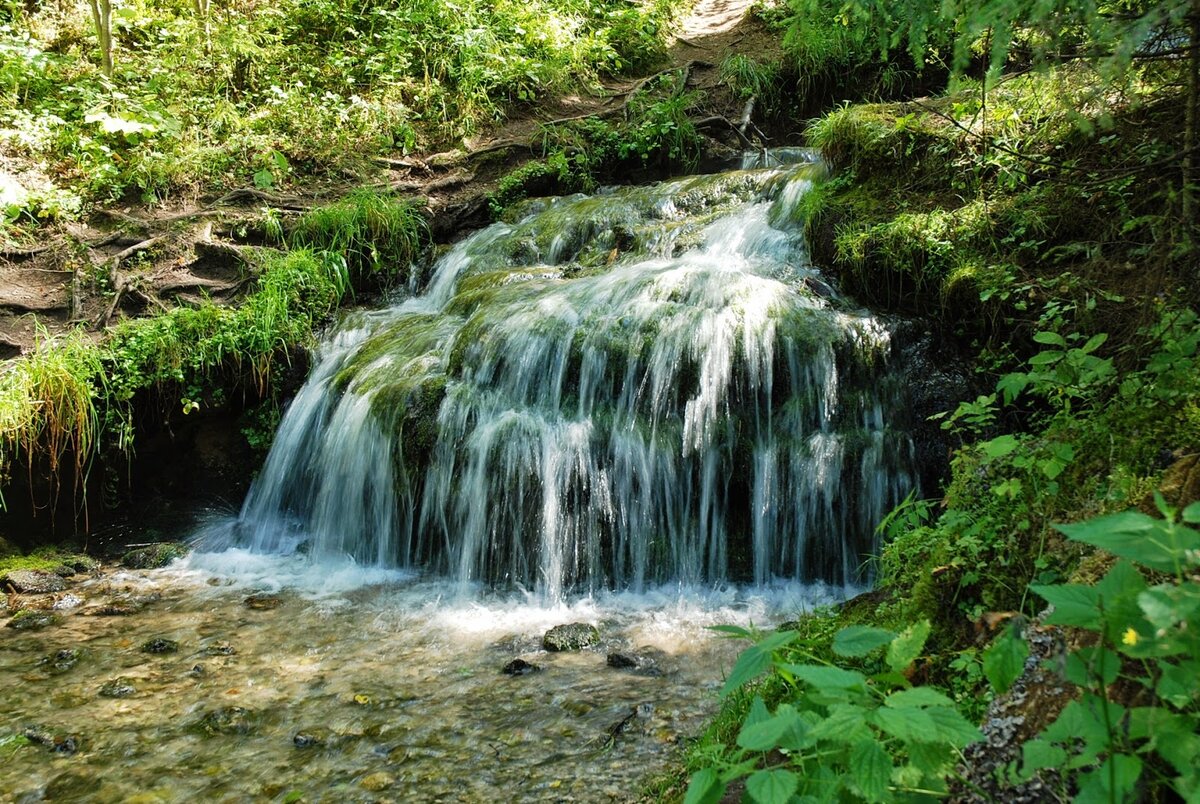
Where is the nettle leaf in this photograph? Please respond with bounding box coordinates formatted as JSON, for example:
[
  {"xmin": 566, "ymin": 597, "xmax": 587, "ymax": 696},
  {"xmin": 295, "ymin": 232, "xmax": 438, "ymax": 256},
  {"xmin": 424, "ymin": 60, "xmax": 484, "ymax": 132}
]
[
  {"xmin": 1055, "ymin": 512, "xmax": 1200, "ymax": 573},
  {"xmin": 684, "ymin": 768, "xmax": 726, "ymax": 804},
  {"xmin": 886, "ymin": 620, "xmax": 931, "ymax": 673},
  {"xmin": 1076, "ymin": 754, "xmax": 1142, "ymax": 803},
  {"xmin": 782, "ymin": 663, "xmax": 869, "ymax": 691},
  {"xmin": 982, "ymin": 622, "xmax": 1029, "ymax": 695},
  {"xmin": 872, "ymin": 706, "xmax": 937, "ymax": 743},
  {"xmin": 849, "ymin": 738, "xmax": 893, "ymax": 802},
  {"xmin": 738, "ymin": 700, "xmax": 803, "ymax": 751},
  {"xmin": 1030, "ymin": 583, "xmax": 1101, "ymax": 629},
  {"xmin": 1033, "ymin": 331, "xmax": 1067, "ymax": 347},
  {"xmin": 1182, "ymin": 501, "xmax": 1200, "ymax": 524},
  {"xmin": 833, "ymin": 625, "xmax": 896, "ymax": 658},
  {"xmin": 908, "ymin": 741, "xmax": 955, "ymax": 776},
  {"xmin": 745, "ymin": 769, "xmax": 799, "ymax": 804},
  {"xmin": 808, "ymin": 703, "xmax": 870, "ymax": 743},
  {"xmin": 721, "ymin": 630, "xmax": 797, "ymax": 696},
  {"xmin": 884, "ymin": 686, "xmax": 956, "ymax": 709},
  {"xmin": 1065, "ymin": 645, "xmax": 1119, "ymax": 687},
  {"xmin": 1155, "ymin": 660, "xmax": 1200, "ymax": 708},
  {"xmin": 1020, "ymin": 739, "xmax": 1066, "ymax": 778},
  {"xmin": 924, "ymin": 706, "xmax": 983, "ymax": 747},
  {"xmin": 980, "ymin": 434, "xmax": 1019, "ymax": 459}
]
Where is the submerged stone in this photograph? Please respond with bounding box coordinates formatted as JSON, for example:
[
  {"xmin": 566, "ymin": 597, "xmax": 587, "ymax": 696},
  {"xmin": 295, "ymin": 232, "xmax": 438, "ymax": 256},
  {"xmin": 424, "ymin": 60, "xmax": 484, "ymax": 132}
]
[
  {"xmin": 360, "ymin": 772, "xmax": 396, "ymax": 792},
  {"xmin": 23, "ymin": 726, "xmax": 79, "ymax": 754},
  {"xmin": 39, "ymin": 649, "xmax": 82, "ymax": 674},
  {"xmin": 543, "ymin": 623, "xmax": 599, "ymax": 652},
  {"xmin": 195, "ymin": 706, "xmax": 257, "ymax": 736},
  {"xmin": 99, "ymin": 678, "xmax": 136, "ymax": 698},
  {"xmin": 6, "ymin": 610, "xmax": 61, "ymax": 630},
  {"xmin": 84, "ymin": 593, "xmax": 158, "ymax": 616},
  {"xmin": 3, "ymin": 569, "xmax": 68, "ymax": 594},
  {"xmin": 202, "ymin": 641, "xmax": 237, "ymax": 656},
  {"xmin": 293, "ymin": 727, "xmax": 331, "ymax": 748},
  {"xmin": 140, "ymin": 637, "xmax": 179, "ymax": 654},
  {"xmin": 501, "ymin": 658, "xmax": 541, "ymax": 676},
  {"xmin": 243, "ymin": 592, "xmax": 283, "ymax": 610}
]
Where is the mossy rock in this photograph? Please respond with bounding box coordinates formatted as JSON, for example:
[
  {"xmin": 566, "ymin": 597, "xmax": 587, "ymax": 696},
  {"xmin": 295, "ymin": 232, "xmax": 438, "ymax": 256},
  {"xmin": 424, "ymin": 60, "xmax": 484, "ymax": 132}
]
[
  {"xmin": 2, "ymin": 569, "xmax": 68, "ymax": 593},
  {"xmin": 542, "ymin": 622, "xmax": 600, "ymax": 652},
  {"xmin": 6, "ymin": 609, "xmax": 63, "ymax": 630},
  {"xmin": 194, "ymin": 706, "xmax": 258, "ymax": 736},
  {"xmin": 121, "ymin": 543, "xmax": 189, "ymax": 569}
]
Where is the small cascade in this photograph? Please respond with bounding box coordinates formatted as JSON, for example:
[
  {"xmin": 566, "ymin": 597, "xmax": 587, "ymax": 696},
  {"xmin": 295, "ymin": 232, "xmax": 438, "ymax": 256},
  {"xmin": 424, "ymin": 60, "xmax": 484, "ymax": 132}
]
[{"xmin": 221, "ymin": 151, "xmax": 917, "ymax": 599}]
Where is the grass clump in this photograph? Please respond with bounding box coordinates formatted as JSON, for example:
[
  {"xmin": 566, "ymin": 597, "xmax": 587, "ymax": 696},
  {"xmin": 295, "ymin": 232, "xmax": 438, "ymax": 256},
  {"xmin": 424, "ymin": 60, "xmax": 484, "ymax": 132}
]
[
  {"xmin": 289, "ymin": 191, "xmax": 429, "ymax": 285},
  {"xmin": 0, "ymin": 249, "xmax": 352, "ymax": 509}
]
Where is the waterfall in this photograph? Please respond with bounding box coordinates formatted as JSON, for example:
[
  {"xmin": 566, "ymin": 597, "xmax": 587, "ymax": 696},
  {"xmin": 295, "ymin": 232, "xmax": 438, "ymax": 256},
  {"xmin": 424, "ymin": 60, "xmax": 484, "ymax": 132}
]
[{"xmin": 222, "ymin": 150, "xmax": 917, "ymax": 599}]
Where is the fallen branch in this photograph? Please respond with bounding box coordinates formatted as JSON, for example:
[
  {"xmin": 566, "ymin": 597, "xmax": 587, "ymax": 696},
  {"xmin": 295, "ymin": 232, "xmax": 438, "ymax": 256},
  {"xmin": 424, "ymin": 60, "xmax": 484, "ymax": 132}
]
[
  {"xmin": 212, "ymin": 188, "xmax": 310, "ymax": 210},
  {"xmin": 0, "ymin": 244, "xmax": 51, "ymax": 259}
]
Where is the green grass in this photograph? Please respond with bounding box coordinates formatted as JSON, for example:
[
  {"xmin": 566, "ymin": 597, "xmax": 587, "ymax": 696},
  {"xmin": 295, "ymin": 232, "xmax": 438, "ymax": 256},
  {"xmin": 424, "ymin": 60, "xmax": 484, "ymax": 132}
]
[
  {"xmin": 290, "ymin": 190, "xmax": 428, "ymax": 284},
  {"xmin": 0, "ymin": 248, "xmax": 354, "ymax": 506}
]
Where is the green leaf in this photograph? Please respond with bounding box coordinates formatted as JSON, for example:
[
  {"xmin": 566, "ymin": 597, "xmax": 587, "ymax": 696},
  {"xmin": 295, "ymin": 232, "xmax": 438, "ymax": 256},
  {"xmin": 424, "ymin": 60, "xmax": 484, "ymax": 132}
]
[
  {"xmin": 872, "ymin": 706, "xmax": 937, "ymax": 743},
  {"xmin": 745, "ymin": 769, "xmax": 799, "ymax": 804},
  {"xmin": 721, "ymin": 631, "xmax": 797, "ymax": 696},
  {"xmin": 1020, "ymin": 739, "xmax": 1066, "ymax": 777},
  {"xmin": 980, "ymin": 435, "xmax": 1018, "ymax": 459},
  {"xmin": 781, "ymin": 663, "xmax": 868, "ymax": 691},
  {"xmin": 808, "ymin": 703, "xmax": 870, "ymax": 743},
  {"xmin": 1032, "ymin": 331, "xmax": 1067, "ymax": 347},
  {"xmin": 924, "ymin": 706, "xmax": 983, "ymax": 747},
  {"xmin": 1079, "ymin": 332, "xmax": 1108, "ymax": 354},
  {"xmin": 885, "ymin": 686, "xmax": 956, "ymax": 709},
  {"xmin": 708, "ymin": 624, "xmax": 754, "ymax": 638},
  {"xmin": 1030, "ymin": 583, "xmax": 1101, "ymax": 629},
  {"xmin": 833, "ymin": 625, "xmax": 896, "ymax": 658},
  {"xmin": 738, "ymin": 701, "xmax": 803, "ymax": 751},
  {"xmin": 1182, "ymin": 501, "xmax": 1200, "ymax": 524},
  {"xmin": 982, "ymin": 622, "xmax": 1029, "ymax": 694},
  {"xmin": 1029, "ymin": 350, "xmax": 1063, "ymax": 366},
  {"xmin": 848, "ymin": 739, "xmax": 893, "ymax": 802},
  {"xmin": 684, "ymin": 768, "xmax": 726, "ymax": 804},
  {"xmin": 886, "ymin": 620, "xmax": 931, "ymax": 673},
  {"xmin": 1055, "ymin": 512, "xmax": 1200, "ymax": 573},
  {"xmin": 1076, "ymin": 754, "xmax": 1141, "ymax": 803}
]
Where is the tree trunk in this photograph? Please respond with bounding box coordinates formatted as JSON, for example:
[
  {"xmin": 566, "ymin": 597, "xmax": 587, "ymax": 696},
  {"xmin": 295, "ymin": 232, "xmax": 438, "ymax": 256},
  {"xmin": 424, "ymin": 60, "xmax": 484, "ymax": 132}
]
[
  {"xmin": 88, "ymin": 0, "xmax": 113, "ymax": 78},
  {"xmin": 1184, "ymin": 0, "xmax": 1200, "ymax": 249}
]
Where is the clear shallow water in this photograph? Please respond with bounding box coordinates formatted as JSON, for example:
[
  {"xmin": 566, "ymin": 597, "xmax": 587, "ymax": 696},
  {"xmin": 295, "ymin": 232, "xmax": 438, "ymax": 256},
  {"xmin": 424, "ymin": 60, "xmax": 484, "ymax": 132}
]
[{"xmin": 0, "ymin": 556, "xmax": 853, "ymax": 803}]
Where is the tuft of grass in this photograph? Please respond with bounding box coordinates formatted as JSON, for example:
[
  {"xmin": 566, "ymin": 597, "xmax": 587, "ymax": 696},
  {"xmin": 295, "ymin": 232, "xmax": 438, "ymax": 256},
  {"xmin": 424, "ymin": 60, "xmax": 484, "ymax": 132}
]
[
  {"xmin": 718, "ymin": 54, "xmax": 783, "ymax": 104},
  {"xmin": 290, "ymin": 191, "xmax": 429, "ymax": 285}
]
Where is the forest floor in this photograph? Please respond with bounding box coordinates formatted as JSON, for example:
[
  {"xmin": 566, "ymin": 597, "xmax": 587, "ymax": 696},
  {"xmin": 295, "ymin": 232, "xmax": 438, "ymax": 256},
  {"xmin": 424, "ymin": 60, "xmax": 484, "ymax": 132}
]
[{"xmin": 0, "ymin": 0, "xmax": 782, "ymax": 359}]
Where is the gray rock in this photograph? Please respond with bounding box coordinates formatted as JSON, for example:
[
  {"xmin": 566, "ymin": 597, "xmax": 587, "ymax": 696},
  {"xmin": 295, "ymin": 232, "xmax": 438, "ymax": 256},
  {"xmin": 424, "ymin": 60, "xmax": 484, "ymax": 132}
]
[
  {"xmin": 2, "ymin": 570, "xmax": 68, "ymax": 594},
  {"xmin": 542, "ymin": 622, "xmax": 599, "ymax": 652},
  {"xmin": 23, "ymin": 726, "xmax": 79, "ymax": 754},
  {"xmin": 293, "ymin": 727, "xmax": 331, "ymax": 748},
  {"xmin": 39, "ymin": 649, "xmax": 81, "ymax": 674}
]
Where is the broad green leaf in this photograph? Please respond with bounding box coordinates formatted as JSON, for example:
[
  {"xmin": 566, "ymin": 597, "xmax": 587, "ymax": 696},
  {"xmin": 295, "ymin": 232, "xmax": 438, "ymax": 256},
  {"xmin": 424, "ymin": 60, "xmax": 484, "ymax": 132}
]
[
  {"xmin": 885, "ymin": 686, "xmax": 956, "ymax": 709},
  {"xmin": 1032, "ymin": 331, "xmax": 1067, "ymax": 347},
  {"xmin": 1076, "ymin": 754, "xmax": 1141, "ymax": 803},
  {"xmin": 872, "ymin": 706, "xmax": 937, "ymax": 743},
  {"xmin": 745, "ymin": 769, "xmax": 799, "ymax": 804},
  {"xmin": 924, "ymin": 706, "xmax": 983, "ymax": 747},
  {"xmin": 982, "ymin": 622, "xmax": 1029, "ymax": 694},
  {"xmin": 1020, "ymin": 739, "xmax": 1066, "ymax": 776},
  {"xmin": 833, "ymin": 625, "xmax": 896, "ymax": 658},
  {"xmin": 781, "ymin": 663, "xmax": 868, "ymax": 690},
  {"xmin": 738, "ymin": 703, "xmax": 802, "ymax": 751},
  {"xmin": 721, "ymin": 631, "xmax": 797, "ymax": 696},
  {"xmin": 684, "ymin": 768, "xmax": 726, "ymax": 804},
  {"xmin": 1156, "ymin": 660, "xmax": 1200, "ymax": 708},
  {"xmin": 1030, "ymin": 583, "xmax": 1101, "ymax": 629},
  {"xmin": 980, "ymin": 435, "xmax": 1018, "ymax": 459},
  {"xmin": 1055, "ymin": 512, "xmax": 1200, "ymax": 573},
  {"xmin": 1079, "ymin": 332, "xmax": 1108, "ymax": 354},
  {"xmin": 1029, "ymin": 350, "xmax": 1063, "ymax": 366},
  {"xmin": 908, "ymin": 741, "xmax": 955, "ymax": 776},
  {"xmin": 886, "ymin": 620, "xmax": 931, "ymax": 673},
  {"xmin": 848, "ymin": 738, "xmax": 893, "ymax": 802},
  {"xmin": 808, "ymin": 703, "xmax": 870, "ymax": 743},
  {"xmin": 1182, "ymin": 501, "xmax": 1200, "ymax": 524}
]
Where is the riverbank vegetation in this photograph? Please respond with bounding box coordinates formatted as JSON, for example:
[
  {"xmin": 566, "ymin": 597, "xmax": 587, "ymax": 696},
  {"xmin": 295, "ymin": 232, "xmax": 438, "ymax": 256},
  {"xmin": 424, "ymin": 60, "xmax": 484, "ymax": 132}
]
[{"xmin": 683, "ymin": 0, "xmax": 1200, "ymax": 801}]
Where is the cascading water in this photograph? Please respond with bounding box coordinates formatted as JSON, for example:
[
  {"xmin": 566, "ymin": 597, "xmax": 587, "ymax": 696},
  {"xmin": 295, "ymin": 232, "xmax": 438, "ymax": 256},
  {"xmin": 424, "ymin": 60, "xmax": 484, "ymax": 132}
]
[{"xmin": 215, "ymin": 149, "xmax": 917, "ymax": 599}]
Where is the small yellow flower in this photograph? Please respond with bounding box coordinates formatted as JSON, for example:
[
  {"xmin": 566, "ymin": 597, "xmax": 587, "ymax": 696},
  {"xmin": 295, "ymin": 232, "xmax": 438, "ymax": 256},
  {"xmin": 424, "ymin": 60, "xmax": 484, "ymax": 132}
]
[{"xmin": 1122, "ymin": 628, "xmax": 1139, "ymax": 646}]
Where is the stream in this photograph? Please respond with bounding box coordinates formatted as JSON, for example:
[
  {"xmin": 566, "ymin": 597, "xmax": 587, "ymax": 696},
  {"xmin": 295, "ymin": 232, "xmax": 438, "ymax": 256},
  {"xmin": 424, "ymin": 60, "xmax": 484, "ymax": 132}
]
[{"xmin": 2, "ymin": 149, "xmax": 921, "ymax": 802}]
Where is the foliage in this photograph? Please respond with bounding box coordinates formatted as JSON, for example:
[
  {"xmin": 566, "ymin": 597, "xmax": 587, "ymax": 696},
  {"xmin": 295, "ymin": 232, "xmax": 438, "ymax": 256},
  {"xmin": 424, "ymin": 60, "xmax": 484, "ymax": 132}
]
[
  {"xmin": 0, "ymin": 249, "xmax": 352, "ymax": 506},
  {"xmin": 290, "ymin": 190, "xmax": 428, "ymax": 284},
  {"xmin": 0, "ymin": 0, "xmax": 686, "ymax": 213},
  {"xmin": 688, "ymin": 622, "xmax": 981, "ymax": 803},
  {"xmin": 1009, "ymin": 500, "xmax": 1200, "ymax": 801}
]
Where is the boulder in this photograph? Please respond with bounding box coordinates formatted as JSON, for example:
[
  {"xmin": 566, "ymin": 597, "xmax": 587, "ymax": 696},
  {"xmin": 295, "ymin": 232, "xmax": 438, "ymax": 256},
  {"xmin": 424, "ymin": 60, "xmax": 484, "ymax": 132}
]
[
  {"xmin": 2, "ymin": 569, "xmax": 68, "ymax": 594},
  {"xmin": 121, "ymin": 543, "xmax": 189, "ymax": 569},
  {"xmin": 39, "ymin": 649, "xmax": 81, "ymax": 674},
  {"xmin": 501, "ymin": 658, "xmax": 541, "ymax": 676},
  {"xmin": 140, "ymin": 637, "xmax": 179, "ymax": 654},
  {"xmin": 6, "ymin": 610, "xmax": 62, "ymax": 630},
  {"xmin": 542, "ymin": 622, "xmax": 599, "ymax": 652}
]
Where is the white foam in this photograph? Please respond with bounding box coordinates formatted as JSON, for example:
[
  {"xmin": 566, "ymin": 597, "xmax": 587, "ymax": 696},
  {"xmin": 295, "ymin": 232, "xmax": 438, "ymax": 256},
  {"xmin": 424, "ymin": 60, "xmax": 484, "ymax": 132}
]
[{"xmin": 176, "ymin": 548, "xmax": 416, "ymax": 598}]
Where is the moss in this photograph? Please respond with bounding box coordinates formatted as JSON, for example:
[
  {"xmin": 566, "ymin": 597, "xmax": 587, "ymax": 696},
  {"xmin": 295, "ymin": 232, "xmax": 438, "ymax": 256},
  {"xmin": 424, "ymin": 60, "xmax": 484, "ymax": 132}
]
[
  {"xmin": 0, "ymin": 547, "xmax": 93, "ymax": 576},
  {"xmin": 5, "ymin": 609, "xmax": 63, "ymax": 630},
  {"xmin": 121, "ymin": 543, "xmax": 189, "ymax": 570}
]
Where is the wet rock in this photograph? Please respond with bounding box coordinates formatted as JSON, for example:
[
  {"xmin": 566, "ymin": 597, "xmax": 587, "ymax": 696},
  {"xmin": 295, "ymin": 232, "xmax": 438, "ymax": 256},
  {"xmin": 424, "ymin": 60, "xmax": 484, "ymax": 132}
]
[
  {"xmin": 360, "ymin": 772, "xmax": 396, "ymax": 792},
  {"xmin": 195, "ymin": 706, "xmax": 257, "ymax": 736},
  {"xmin": 84, "ymin": 592, "xmax": 159, "ymax": 616},
  {"xmin": 51, "ymin": 564, "xmax": 76, "ymax": 578},
  {"xmin": 293, "ymin": 727, "xmax": 331, "ymax": 748},
  {"xmin": 187, "ymin": 664, "xmax": 205, "ymax": 677},
  {"xmin": 140, "ymin": 637, "xmax": 179, "ymax": 654},
  {"xmin": 202, "ymin": 641, "xmax": 237, "ymax": 656},
  {"xmin": 64, "ymin": 555, "xmax": 99, "ymax": 574},
  {"xmin": 542, "ymin": 622, "xmax": 599, "ymax": 652},
  {"xmin": 52, "ymin": 594, "xmax": 84, "ymax": 611},
  {"xmin": 501, "ymin": 658, "xmax": 541, "ymax": 676},
  {"xmin": 23, "ymin": 725, "xmax": 79, "ymax": 754},
  {"xmin": 39, "ymin": 649, "xmax": 82, "ymax": 674},
  {"xmin": 6, "ymin": 609, "xmax": 62, "ymax": 630},
  {"xmin": 99, "ymin": 678, "xmax": 137, "ymax": 698},
  {"xmin": 44, "ymin": 771, "xmax": 92, "ymax": 799},
  {"xmin": 2, "ymin": 569, "xmax": 68, "ymax": 594},
  {"xmin": 121, "ymin": 543, "xmax": 188, "ymax": 569},
  {"xmin": 243, "ymin": 592, "xmax": 283, "ymax": 610},
  {"xmin": 606, "ymin": 651, "xmax": 664, "ymax": 676}
]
